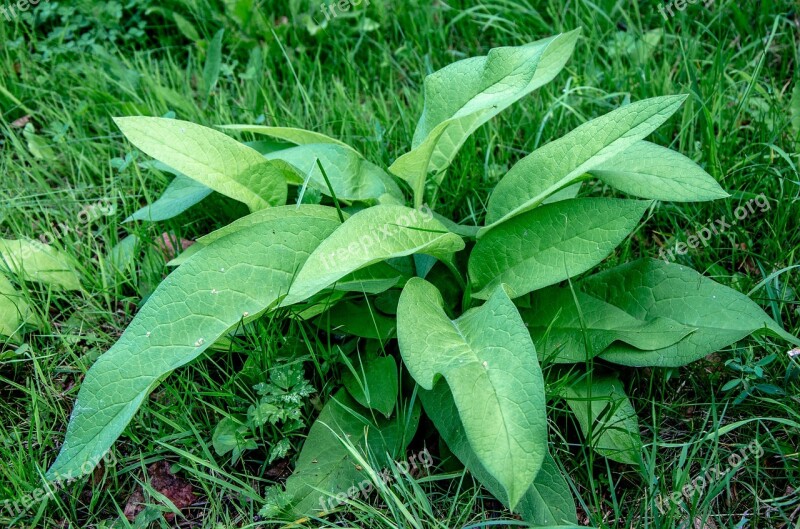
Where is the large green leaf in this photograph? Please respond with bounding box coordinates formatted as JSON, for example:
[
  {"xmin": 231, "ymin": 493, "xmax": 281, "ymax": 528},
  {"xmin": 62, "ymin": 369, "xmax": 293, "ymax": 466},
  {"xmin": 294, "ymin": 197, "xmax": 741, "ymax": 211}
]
[
  {"xmin": 397, "ymin": 278, "xmax": 546, "ymax": 508},
  {"xmin": 46, "ymin": 208, "xmax": 342, "ymax": 479},
  {"xmin": 581, "ymin": 259, "xmax": 800, "ymax": 367},
  {"xmin": 421, "ymin": 381, "xmax": 577, "ymax": 525},
  {"xmin": 587, "ymin": 141, "xmax": 728, "ymax": 202},
  {"xmin": 342, "ymin": 355, "xmax": 398, "ymax": 417},
  {"xmin": 483, "ymin": 95, "xmax": 686, "ymax": 232},
  {"xmin": 389, "ymin": 30, "xmax": 580, "ymax": 206},
  {"xmin": 114, "ymin": 117, "xmax": 288, "ymax": 211},
  {"xmin": 522, "ymin": 286, "xmax": 694, "ymax": 363},
  {"xmin": 285, "ymin": 205, "xmax": 464, "ymax": 305},
  {"xmin": 264, "ymin": 143, "xmax": 401, "ymax": 202},
  {"xmin": 0, "ymin": 239, "xmax": 81, "ymax": 291},
  {"xmin": 561, "ymin": 373, "xmax": 642, "ymax": 465},
  {"xmin": 469, "ymin": 198, "xmax": 651, "ymax": 299},
  {"xmin": 283, "ymin": 389, "xmax": 419, "ymax": 516},
  {"xmin": 0, "ymin": 274, "xmax": 35, "ymax": 338}
]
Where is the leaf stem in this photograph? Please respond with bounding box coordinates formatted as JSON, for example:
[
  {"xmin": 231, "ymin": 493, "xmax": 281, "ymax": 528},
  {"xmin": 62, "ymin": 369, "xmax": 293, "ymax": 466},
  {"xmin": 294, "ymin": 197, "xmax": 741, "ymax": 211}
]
[{"xmin": 316, "ymin": 158, "xmax": 345, "ymax": 223}]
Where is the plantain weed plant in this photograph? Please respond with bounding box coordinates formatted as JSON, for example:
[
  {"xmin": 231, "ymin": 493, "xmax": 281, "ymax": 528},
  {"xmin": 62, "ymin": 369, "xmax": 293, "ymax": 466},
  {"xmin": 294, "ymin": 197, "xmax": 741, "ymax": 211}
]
[{"xmin": 47, "ymin": 28, "xmax": 800, "ymax": 525}]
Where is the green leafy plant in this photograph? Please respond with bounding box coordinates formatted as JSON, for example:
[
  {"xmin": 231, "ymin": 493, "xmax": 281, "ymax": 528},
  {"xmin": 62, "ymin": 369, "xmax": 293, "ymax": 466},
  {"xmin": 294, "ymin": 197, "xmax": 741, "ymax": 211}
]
[
  {"xmin": 46, "ymin": 28, "xmax": 800, "ymax": 526},
  {"xmin": 212, "ymin": 362, "xmax": 315, "ymax": 464},
  {"xmin": 8, "ymin": 1, "xmax": 153, "ymax": 62},
  {"xmin": 722, "ymin": 350, "xmax": 785, "ymax": 405}
]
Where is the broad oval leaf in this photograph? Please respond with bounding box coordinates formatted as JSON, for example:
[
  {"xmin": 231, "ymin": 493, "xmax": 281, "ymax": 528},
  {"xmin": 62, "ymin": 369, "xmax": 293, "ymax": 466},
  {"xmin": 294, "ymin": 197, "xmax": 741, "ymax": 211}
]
[
  {"xmin": 114, "ymin": 117, "xmax": 288, "ymax": 211},
  {"xmin": 581, "ymin": 259, "xmax": 800, "ymax": 367},
  {"xmin": 421, "ymin": 381, "xmax": 577, "ymax": 525},
  {"xmin": 469, "ymin": 198, "xmax": 651, "ymax": 299},
  {"xmin": 212, "ymin": 417, "xmax": 254, "ymax": 461},
  {"xmin": 342, "ymin": 355, "xmax": 398, "ymax": 417},
  {"xmin": 588, "ymin": 141, "xmax": 728, "ymax": 202},
  {"xmin": 46, "ymin": 208, "xmax": 342, "ymax": 479},
  {"xmin": 0, "ymin": 239, "xmax": 81, "ymax": 291},
  {"xmin": 390, "ymin": 29, "xmax": 580, "ymax": 206},
  {"xmin": 522, "ymin": 286, "xmax": 694, "ymax": 363},
  {"xmin": 285, "ymin": 205, "xmax": 464, "ymax": 305},
  {"xmin": 561, "ymin": 373, "xmax": 643, "ymax": 465},
  {"xmin": 397, "ymin": 278, "xmax": 547, "ymax": 509},
  {"xmin": 282, "ymin": 389, "xmax": 420, "ymax": 517},
  {"xmin": 483, "ymin": 95, "xmax": 687, "ymax": 232},
  {"xmin": 265, "ymin": 143, "xmax": 402, "ymax": 202}
]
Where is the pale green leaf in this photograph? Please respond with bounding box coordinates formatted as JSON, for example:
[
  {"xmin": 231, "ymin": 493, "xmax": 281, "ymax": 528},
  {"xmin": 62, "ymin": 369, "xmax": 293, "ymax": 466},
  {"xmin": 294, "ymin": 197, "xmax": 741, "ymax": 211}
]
[
  {"xmin": 469, "ymin": 198, "xmax": 651, "ymax": 299},
  {"xmin": 23, "ymin": 123, "xmax": 56, "ymax": 162},
  {"xmin": 561, "ymin": 373, "xmax": 642, "ymax": 465},
  {"xmin": 342, "ymin": 355, "xmax": 398, "ymax": 417},
  {"xmin": 285, "ymin": 205, "xmax": 464, "ymax": 305},
  {"xmin": 46, "ymin": 208, "xmax": 341, "ymax": 480},
  {"xmin": 588, "ymin": 141, "xmax": 728, "ymax": 201},
  {"xmin": 397, "ymin": 278, "xmax": 546, "ymax": 508},
  {"xmin": 521, "ymin": 286, "xmax": 694, "ymax": 363},
  {"xmin": 390, "ymin": 30, "xmax": 580, "ymax": 206},
  {"xmin": 172, "ymin": 13, "xmax": 200, "ymax": 42},
  {"xmin": 114, "ymin": 117, "xmax": 288, "ymax": 211},
  {"xmin": 421, "ymin": 381, "xmax": 577, "ymax": 525},
  {"xmin": 483, "ymin": 95, "xmax": 687, "ymax": 231},
  {"xmin": 0, "ymin": 239, "xmax": 81, "ymax": 291},
  {"xmin": 581, "ymin": 259, "xmax": 800, "ymax": 367},
  {"xmin": 284, "ymin": 389, "xmax": 419, "ymax": 516},
  {"xmin": 212, "ymin": 417, "xmax": 252, "ymax": 458},
  {"xmin": 264, "ymin": 143, "xmax": 401, "ymax": 202},
  {"xmin": 0, "ymin": 274, "xmax": 35, "ymax": 338},
  {"xmin": 202, "ymin": 29, "xmax": 224, "ymax": 100}
]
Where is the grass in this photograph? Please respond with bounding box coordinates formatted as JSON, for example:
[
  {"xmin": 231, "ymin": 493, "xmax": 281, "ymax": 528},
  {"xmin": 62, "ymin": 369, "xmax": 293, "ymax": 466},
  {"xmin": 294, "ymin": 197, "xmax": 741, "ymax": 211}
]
[{"xmin": 1, "ymin": 0, "xmax": 799, "ymax": 527}]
